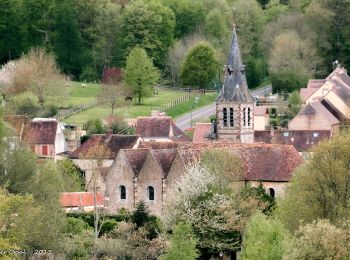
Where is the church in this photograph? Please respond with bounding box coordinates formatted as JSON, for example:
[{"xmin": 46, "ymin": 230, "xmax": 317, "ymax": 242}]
[{"xmin": 215, "ymin": 27, "xmax": 255, "ymax": 143}]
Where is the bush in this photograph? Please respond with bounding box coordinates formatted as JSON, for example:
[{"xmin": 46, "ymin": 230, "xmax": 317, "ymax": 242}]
[
  {"xmin": 7, "ymin": 91, "xmax": 39, "ymax": 117},
  {"xmin": 40, "ymin": 104, "xmax": 58, "ymax": 117},
  {"xmin": 100, "ymin": 219, "xmax": 118, "ymax": 236},
  {"xmin": 84, "ymin": 119, "xmax": 106, "ymax": 136}
]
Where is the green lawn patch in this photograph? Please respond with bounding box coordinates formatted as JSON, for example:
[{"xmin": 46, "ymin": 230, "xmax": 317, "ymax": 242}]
[{"xmin": 167, "ymin": 93, "xmax": 217, "ymax": 118}]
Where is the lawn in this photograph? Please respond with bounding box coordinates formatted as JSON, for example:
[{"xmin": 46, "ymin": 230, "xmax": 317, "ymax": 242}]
[
  {"xmin": 47, "ymin": 81, "xmax": 100, "ymax": 108},
  {"xmin": 167, "ymin": 93, "xmax": 217, "ymax": 118},
  {"xmin": 64, "ymin": 88, "xmax": 186, "ymax": 125}
]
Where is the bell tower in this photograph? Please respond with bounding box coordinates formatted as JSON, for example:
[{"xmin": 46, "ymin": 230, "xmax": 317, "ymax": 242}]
[{"xmin": 216, "ymin": 27, "xmax": 255, "ymax": 143}]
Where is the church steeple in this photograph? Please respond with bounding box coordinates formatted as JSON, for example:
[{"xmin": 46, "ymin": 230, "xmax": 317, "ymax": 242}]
[{"xmin": 218, "ymin": 26, "xmax": 254, "ymax": 103}]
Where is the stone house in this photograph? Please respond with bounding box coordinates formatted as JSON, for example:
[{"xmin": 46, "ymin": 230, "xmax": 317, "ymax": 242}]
[
  {"xmin": 104, "ymin": 143, "xmax": 303, "ymax": 216},
  {"xmin": 288, "ymin": 101, "xmax": 340, "ymax": 134},
  {"xmin": 21, "ymin": 118, "xmax": 66, "ymax": 159},
  {"xmin": 253, "ymin": 106, "xmax": 269, "ymax": 131},
  {"xmin": 70, "ymin": 134, "xmax": 140, "ymax": 194}
]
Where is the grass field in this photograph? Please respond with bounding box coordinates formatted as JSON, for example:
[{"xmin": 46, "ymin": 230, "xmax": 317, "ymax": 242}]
[{"xmin": 64, "ymin": 87, "xmax": 187, "ymax": 125}]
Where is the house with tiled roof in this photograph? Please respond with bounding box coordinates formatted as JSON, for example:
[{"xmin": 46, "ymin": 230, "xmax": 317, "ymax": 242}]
[
  {"xmin": 20, "ymin": 118, "xmax": 67, "ymax": 159},
  {"xmin": 135, "ymin": 116, "xmax": 190, "ymax": 142},
  {"xmin": 60, "ymin": 192, "xmax": 104, "ymax": 212},
  {"xmin": 70, "ymin": 133, "xmax": 140, "ymax": 194},
  {"xmin": 103, "ymin": 143, "xmax": 303, "ymax": 216}
]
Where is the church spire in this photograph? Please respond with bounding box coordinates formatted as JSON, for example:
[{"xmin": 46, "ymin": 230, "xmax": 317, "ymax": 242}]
[{"xmin": 217, "ymin": 26, "xmax": 254, "ymax": 103}]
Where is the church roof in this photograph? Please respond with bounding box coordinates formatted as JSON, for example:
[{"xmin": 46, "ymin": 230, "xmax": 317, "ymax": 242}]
[{"xmin": 217, "ymin": 27, "xmax": 254, "ymax": 103}]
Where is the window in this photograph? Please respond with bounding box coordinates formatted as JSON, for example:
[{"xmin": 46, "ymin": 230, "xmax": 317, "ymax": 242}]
[
  {"xmin": 148, "ymin": 186, "xmax": 155, "ymax": 201},
  {"xmin": 223, "ymin": 108, "xmax": 227, "ymax": 127},
  {"xmin": 120, "ymin": 185, "xmax": 126, "ymax": 200},
  {"xmin": 243, "ymin": 108, "xmax": 246, "ymax": 126},
  {"xmin": 283, "ymin": 132, "xmax": 289, "ymax": 137},
  {"xmin": 313, "ymin": 132, "xmax": 319, "ymax": 138},
  {"xmin": 247, "ymin": 107, "xmax": 251, "ymax": 127},
  {"xmin": 42, "ymin": 145, "xmax": 48, "ymax": 156},
  {"xmin": 268, "ymin": 188, "xmax": 275, "ymax": 199},
  {"xmin": 230, "ymin": 108, "xmax": 234, "ymax": 127}
]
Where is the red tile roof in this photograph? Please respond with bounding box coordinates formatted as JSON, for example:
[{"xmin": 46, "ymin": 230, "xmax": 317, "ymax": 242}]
[
  {"xmin": 193, "ymin": 123, "xmax": 212, "ymax": 143},
  {"xmin": 123, "ymin": 149, "xmax": 149, "ymax": 175},
  {"xmin": 138, "ymin": 142, "xmax": 179, "ymax": 149},
  {"xmin": 60, "ymin": 192, "xmax": 104, "ymax": 207},
  {"xmin": 70, "ymin": 134, "xmax": 139, "ymax": 159},
  {"xmin": 151, "ymin": 149, "xmax": 177, "ymax": 176},
  {"xmin": 21, "ymin": 120, "xmax": 58, "ymax": 144},
  {"xmin": 136, "ymin": 117, "xmax": 171, "ymax": 138}
]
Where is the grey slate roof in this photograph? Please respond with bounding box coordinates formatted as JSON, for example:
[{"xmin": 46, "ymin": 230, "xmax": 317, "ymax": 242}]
[{"xmin": 217, "ymin": 28, "xmax": 254, "ymax": 103}]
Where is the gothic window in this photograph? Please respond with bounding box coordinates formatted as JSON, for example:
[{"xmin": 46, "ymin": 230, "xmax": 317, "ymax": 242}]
[
  {"xmin": 223, "ymin": 108, "xmax": 227, "ymax": 127},
  {"xmin": 248, "ymin": 107, "xmax": 251, "ymax": 127},
  {"xmin": 243, "ymin": 108, "xmax": 246, "ymax": 126},
  {"xmin": 120, "ymin": 185, "xmax": 126, "ymax": 200},
  {"xmin": 230, "ymin": 108, "xmax": 234, "ymax": 127},
  {"xmin": 148, "ymin": 186, "xmax": 155, "ymax": 201}
]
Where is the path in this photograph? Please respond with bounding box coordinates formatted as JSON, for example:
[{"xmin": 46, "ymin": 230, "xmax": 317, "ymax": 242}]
[{"xmin": 175, "ymin": 85, "xmax": 272, "ymax": 130}]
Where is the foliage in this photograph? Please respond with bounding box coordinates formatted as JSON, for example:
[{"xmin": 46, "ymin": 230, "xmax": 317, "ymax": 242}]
[
  {"xmin": 99, "ymin": 219, "xmax": 118, "ymax": 237},
  {"xmin": 287, "ymin": 90, "xmax": 302, "ymax": 117},
  {"xmin": 8, "ymin": 48, "xmax": 65, "ymax": 106},
  {"xmin": 0, "ymin": 145, "xmax": 37, "ymax": 194},
  {"xmin": 132, "ymin": 201, "xmax": 151, "ymax": 228},
  {"xmin": 119, "ymin": 0, "xmax": 175, "ymax": 68},
  {"xmin": 124, "ymin": 47, "xmax": 160, "ymax": 104},
  {"xmin": 60, "ymin": 230, "xmax": 94, "ymax": 259},
  {"xmin": 160, "ymin": 222, "xmax": 199, "ymax": 260},
  {"xmin": 162, "ymin": 164, "xmax": 266, "ymax": 253},
  {"xmin": 97, "ymin": 84, "xmax": 129, "ymax": 115},
  {"xmin": 57, "ymin": 159, "xmax": 84, "ymax": 192},
  {"xmin": 180, "ymin": 42, "xmax": 218, "ymax": 89},
  {"xmin": 6, "ymin": 91, "xmax": 40, "ymax": 117},
  {"xmin": 242, "ymin": 212, "xmax": 287, "ymax": 260},
  {"xmin": 105, "ymin": 115, "xmax": 129, "ymax": 134},
  {"xmin": 107, "ymin": 221, "xmax": 167, "ymax": 259},
  {"xmin": 84, "ymin": 119, "xmax": 106, "ymax": 136},
  {"xmin": 278, "ymin": 132, "xmax": 350, "ymax": 232},
  {"xmin": 283, "ymin": 219, "xmax": 350, "ymax": 260},
  {"xmin": 270, "ymin": 71, "xmax": 308, "ymax": 93},
  {"xmin": 64, "ymin": 217, "xmax": 90, "ymax": 235}
]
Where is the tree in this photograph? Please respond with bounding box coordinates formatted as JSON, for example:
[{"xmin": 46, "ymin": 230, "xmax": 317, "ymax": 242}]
[
  {"xmin": 57, "ymin": 159, "xmax": 84, "ymax": 192},
  {"xmin": 242, "ymin": 212, "xmax": 287, "ymax": 260},
  {"xmin": 180, "ymin": 42, "xmax": 218, "ymax": 89},
  {"xmin": 124, "ymin": 47, "xmax": 160, "ymax": 104},
  {"xmin": 278, "ymin": 132, "xmax": 350, "ymax": 232},
  {"xmin": 162, "ymin": 0, "xmax": 205, "ymax": 39},
  {"xmin": 287, "ymin": 90, "xmax": 302, "ymax": 117},
  {"xmin": 97, "ymin": 84, "xmax": 128, "ymax": 115},
  {"xmin": 9, "ymin": 48, "xmax": 64, "ymax": 107},
  {"xmin": 283, "ymin": 220, "xmax": 350, "ymax": 260},
  {"xmin": 269, "ymin": 31, "xmax": 320, "ymax": 92},
  {"xmin": 6, "ymin": 91, "xmax": 40, "ymax": 117},
  {"xmin": 0, "ymin": 145, "xmax": 37, "ymax": 194},
  {"xmin": 132, "ymin": 201, "xmax": 150, "ymax": 228},
  {"xmin": 119, "ymin": 1, "xmax": 175, "ymax": 68},
  {"xmin": 160, "ymin": 222, "xmax": 199, "ymax": 260},
  {"xmin": 205, "ymin": 8, "xmax": 230, "ymax": 47},
  {"xmin": 51, "ymin": 0, "xmax": 86, "ymax": 77}
]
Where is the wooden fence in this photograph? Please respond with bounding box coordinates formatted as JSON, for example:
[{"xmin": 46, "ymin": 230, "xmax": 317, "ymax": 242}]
[{"xmin": 154, "ymin": 90, "xmax": 205, "ymax": 112}]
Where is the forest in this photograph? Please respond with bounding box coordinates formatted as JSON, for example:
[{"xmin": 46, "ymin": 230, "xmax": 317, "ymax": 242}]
[{"xmin": 1, "ymin": 0, "xmax": 350, "ymax": 92}]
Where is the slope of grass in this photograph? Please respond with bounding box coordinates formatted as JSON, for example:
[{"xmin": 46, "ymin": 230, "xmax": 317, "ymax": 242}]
[
  {"xmin": 167, "ymin": 93, "xmax": 217, "ymax": 118},
  {"xmin": 64, "ymin": 89, "xmax": 185, "ymax": 125}
]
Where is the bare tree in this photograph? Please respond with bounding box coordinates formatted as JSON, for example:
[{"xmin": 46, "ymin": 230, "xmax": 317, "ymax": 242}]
[
  {"xmin": 10, "ymin": 47, "xmax": 65, "ymax": 107},
  {"xmin": 97, "ymin": 84, "xmax": 129, "ymax": 115}
]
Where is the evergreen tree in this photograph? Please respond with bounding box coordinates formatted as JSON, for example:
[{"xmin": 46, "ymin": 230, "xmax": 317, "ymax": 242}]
[
  {"xmin": 160, "ymin": 222, "xmax": 199, "ymax": 260},
  {"xmin": 132, "ymin": 201, "xmax": 150, "ymax": 228}
]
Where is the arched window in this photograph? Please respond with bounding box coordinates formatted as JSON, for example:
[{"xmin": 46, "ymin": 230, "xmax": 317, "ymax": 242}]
[
  {"xmin": 230, "ymin": 108, "xmax": 234, "ymax": 127},
  {"xmin": 248, "ymin": 107, "xmax": 251, "ymax": 127},
  {"xmin": 268, "ymin": 188, "xmax": 275, "ymax": 199},
  {"xmin": 243, "ymin": 107, "xmax": 246, "ymax": 126},
  {"xmin": 223, "ymin": 108, "xmax": 227, "ymax": 127},
  {"xmin": 148, "ymin": 186, "xmax": 155, "ymax": 201},
  {"xmin": 120, "ymin": 185, "xmax": 126, "ymax": 200}
]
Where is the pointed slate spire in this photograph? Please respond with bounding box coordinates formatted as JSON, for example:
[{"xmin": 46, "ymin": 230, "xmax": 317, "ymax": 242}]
[{"xmin": 218, "ymin": 26, "xmax": 254, "ymax": 103}]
